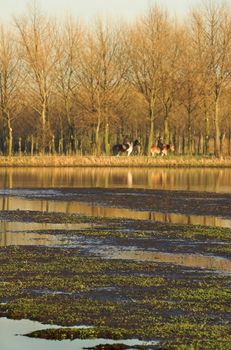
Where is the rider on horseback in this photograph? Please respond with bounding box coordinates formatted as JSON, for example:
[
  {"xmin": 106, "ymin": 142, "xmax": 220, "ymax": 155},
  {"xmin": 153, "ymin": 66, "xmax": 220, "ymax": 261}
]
[
  {"xmin": 122, "ymin": 135, "xmax": 131, "ymax": 151},
  {"xmin": 112, "ymin": 138, "xmax": 141, "ymax": 156},
  {"xmin": 157, "ymin": 136, "xmax": 163, "ymax": 153}
]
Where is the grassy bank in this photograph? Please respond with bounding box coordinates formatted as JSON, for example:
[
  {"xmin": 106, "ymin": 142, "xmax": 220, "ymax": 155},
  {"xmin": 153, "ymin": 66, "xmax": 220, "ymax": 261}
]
[{"xmin": 1, "ymin": 155, "xmax": 231, "ymax": 167}]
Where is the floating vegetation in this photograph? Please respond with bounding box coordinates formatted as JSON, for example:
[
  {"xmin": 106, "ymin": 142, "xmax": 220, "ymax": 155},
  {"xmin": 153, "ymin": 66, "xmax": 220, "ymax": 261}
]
[{"xmin": 0, "ymin": 244, "xmax": 230, "ymax": 349}]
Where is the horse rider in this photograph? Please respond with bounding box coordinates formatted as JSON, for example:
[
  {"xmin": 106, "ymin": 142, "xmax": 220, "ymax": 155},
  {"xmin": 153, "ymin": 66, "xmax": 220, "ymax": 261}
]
[
  {"xmin": 122, "ymin": 135, "xmax": 131, "ymax": 150},
  {"xmin": 157, "ymin": 136, "xmax": 163, "ymax": 153}
]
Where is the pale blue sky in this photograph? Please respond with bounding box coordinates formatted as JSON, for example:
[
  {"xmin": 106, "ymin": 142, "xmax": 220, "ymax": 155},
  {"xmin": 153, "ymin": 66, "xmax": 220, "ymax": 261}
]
[{"xmin": 0, "ymin": 0, "xmax": 202, "ymax": 22}]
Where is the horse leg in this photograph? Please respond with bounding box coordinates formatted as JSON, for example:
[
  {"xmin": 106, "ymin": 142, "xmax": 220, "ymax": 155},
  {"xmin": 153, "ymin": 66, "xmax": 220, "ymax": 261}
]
[{"xmin": 127, "ymin": 146, "xmax": 133, "ymax": 156}]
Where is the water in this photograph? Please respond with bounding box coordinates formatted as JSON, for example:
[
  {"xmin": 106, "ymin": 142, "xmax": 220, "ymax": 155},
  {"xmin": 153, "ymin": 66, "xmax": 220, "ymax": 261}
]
[
  {"xmin": 104, "ymin": 248, "xmax": 231, "ymax": 274},
  {"xmin": 0, "ymin": 190, "xmax": 231, "ymax": 230},
  {"xmin": 0, "ymin": 318, "xmax": 158, "ymax": 350},
  {"xmin": 0, "ymin": 167, "xmax": 231, "ymax": 192},
  {"xmin": 0, "ymin": 221, "xmax": 91, "ymax": 246},
  {"xmin": 0, "ymin": 167, "xmax": 231, "ymax": 270},
  {"xmin": 1, "ymin": 219, "xmax": 231, "ymax": 275},
  {"xmin": 0, "ymin": 167, "xmax": 231, "ymax": 248}
]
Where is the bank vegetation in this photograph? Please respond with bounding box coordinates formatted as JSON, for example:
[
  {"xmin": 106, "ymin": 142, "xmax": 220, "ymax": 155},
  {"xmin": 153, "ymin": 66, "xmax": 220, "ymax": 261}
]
[{"xmin": 1, "ymin": 155, "xmax": 231, "ymax": 168}]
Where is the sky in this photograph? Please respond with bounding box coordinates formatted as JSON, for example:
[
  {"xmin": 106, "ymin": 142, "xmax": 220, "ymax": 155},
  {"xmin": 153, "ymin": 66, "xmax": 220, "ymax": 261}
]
[{"xmin": 0, "ymin": 0, "xmax": 202, "ymax": 22}]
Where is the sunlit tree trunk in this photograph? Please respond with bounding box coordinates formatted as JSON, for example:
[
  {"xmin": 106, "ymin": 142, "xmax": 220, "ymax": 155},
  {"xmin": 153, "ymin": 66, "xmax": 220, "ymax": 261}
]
[{"xmin": 214, "ymin": 97, "xmax": 221, "ymax": 157}]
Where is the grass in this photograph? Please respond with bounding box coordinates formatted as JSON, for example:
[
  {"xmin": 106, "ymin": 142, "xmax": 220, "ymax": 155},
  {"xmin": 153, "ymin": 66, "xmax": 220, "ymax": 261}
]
[{"xmin": 1, "ymin": 154, "xmax": 231, "ymax": 167}]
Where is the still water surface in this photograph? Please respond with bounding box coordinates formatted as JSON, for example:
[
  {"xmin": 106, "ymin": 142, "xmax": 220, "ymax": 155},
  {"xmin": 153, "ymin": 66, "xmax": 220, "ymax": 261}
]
[
  {"xmin": 0, "ymin": 318, "xmax": 157, "ymax": 350},
  {"xmin": 106, "ymin": 249, "xmax": 231, "ymax": 274},
  {"xmin": 0, "ymin": 167, "xmax": 231, "ymax": 192}
]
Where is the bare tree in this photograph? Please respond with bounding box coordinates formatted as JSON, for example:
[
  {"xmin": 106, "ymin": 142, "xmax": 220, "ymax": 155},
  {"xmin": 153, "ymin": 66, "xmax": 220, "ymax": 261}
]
[
  {"xmin": 127, "ymin": 6, "xmax": 171, "ymax": 153},
  {"xmin": 0, "ymin": 26, "xmax": 23, "ymax": 156},
  {"xmin": 55, "ymin": 17, "xmax": 84, "ymax": 154},
  {"xmin": 14, "ymin": 4, "xmax": 59, "ymax": 153},
  {"xmin": 191, "ymin": 1, "xmax": 231, "ymax": 157},
  {"xmin": 78, "ymin": 18, "xmax": 127, "ymax": 155},
  {"xmin": 176, "ymin": 28, "xmax": 203, "ymax": 155},
  {"xmin": 158, "ymin": 23, "xmax": 180, "ymax": 144}
]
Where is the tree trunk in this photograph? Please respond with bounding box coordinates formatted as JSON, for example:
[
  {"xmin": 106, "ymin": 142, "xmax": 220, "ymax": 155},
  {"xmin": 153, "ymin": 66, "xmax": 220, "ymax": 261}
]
[
  {"xmin": 176, "ymin": 134, "xmax": 181, "ymax": 155},
  {"xmin": 187, "ymin": 109, "xmax": 192, "ymax": 156},
  {"xmin": 229, "ymin": 128, "xmax": 231, "ymax": 156},
  {"xmin": 173, "ymin": 131, "xmax": 177, "ymax": 154},
  {"xmin": 164, "ymin": 107, "xmax": 169, "ymax": 143},
  {"xmin": 7, "ymin": 116, "xmax": 12, "ymax": 157},
  {"xmin": 59, "ymin": 134, "xmax": 64, "ymax": 155},
  {"xmin": 31, "ymin": 135, "xmax": 34, "ymax": 156},
  {"xmin": 18, "ymin": 137, "xmax": 22, "ymax": 156},
  {"xmin": 3, "ymin": 111, "xmax": 12, "ymax": 156},
  {"xmin": 41, "ymin": 101, "xmax": 46, "ymax": 154},
  {"xmin": 104, "ymin": 114, "xmax": 110, "ymax": 155},
  {"xmin": 95, "ymin": 112, "xmax": 101, "ymax": 156},
  {"xmin": 148, "ymin": 99, "xmax": 155, "ymax": 155},
  {"xmin": 164, "ymin": 117, "xmax": 169, "ymax": 144},
  {"xmin": 214, "ymin": 98, "xmax": 221, "ymax": 157},
  {"xmin": 49, "ymin": 135, "xmax": 55, "ymax": 155},
  {"xmin": 220, "ymin": 132, "xmax": 226, "ymax": 156},
  {"xmin": 204, "ymin": 111, "xmax": 209, "ymax": 155},
  {"xmin": 182, "ymin": 134, "xmax": 185, "ymax": 155},
  {"xmin": 199, "ymin": 133, "xmax": 203, "ymax": 155}
]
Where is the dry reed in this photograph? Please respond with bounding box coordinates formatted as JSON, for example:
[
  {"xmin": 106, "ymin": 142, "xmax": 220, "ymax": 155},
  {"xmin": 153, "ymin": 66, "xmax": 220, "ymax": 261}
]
[{"xmin": 1, "ymin": 155, "xmax": 231, "ymax": 167}]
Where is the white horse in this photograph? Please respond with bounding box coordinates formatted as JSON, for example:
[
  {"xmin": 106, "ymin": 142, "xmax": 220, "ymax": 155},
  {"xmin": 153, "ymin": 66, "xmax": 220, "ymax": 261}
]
[{"xmin": 112, "ymin": 140, "xmax": 141, "ymax": 156}]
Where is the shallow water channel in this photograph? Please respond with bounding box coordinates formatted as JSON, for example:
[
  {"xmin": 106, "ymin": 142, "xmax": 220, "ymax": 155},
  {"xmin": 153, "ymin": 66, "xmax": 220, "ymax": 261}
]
[{"xmin": 1, "ymin": 167, "xmax": 231, "ymax": 229}]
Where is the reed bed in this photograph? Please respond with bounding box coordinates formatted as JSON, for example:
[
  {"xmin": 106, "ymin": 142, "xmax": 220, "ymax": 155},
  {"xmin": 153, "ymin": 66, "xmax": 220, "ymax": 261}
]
[{"xmin": 1, "ymin": 155, "xmax": 231, "ymax": 167}]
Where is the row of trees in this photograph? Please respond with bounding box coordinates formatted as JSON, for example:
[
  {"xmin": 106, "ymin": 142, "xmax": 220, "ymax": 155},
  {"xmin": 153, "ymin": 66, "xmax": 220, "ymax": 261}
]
[{"xmin": 1, "ymin": 1, "xmax": 231, "ymax": 157}]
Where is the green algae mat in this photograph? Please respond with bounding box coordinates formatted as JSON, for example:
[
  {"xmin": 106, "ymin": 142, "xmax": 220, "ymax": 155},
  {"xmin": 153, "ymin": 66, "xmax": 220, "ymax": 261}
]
[{"xmin": 0, "ymin": 211, "xmax": 231, "ymax": 349}]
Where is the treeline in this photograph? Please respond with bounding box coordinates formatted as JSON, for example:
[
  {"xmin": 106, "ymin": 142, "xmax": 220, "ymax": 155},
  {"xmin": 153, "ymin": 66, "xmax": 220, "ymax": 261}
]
[{"xmin": 1, "ymin": 1, "xmax": 231, "ymax": 156}]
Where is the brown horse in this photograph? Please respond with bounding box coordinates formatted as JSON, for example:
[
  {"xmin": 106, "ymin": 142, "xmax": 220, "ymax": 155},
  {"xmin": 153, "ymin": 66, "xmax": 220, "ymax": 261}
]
[{"xmin": 150, "ymin": 143, "xmax": 175, "ymax": 156}]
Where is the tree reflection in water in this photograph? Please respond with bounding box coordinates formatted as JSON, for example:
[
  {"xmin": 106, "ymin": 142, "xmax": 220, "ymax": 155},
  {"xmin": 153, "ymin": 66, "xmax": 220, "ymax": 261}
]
[{"xmin": 0, "ymin": 167, "xmax": 231, "ymax": 192}]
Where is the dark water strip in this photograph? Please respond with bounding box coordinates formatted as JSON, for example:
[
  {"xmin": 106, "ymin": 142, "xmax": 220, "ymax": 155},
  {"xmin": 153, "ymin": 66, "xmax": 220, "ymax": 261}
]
[{"xmin": 1, "ymin": 196, "xmax": 231, "ymax": 228}]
